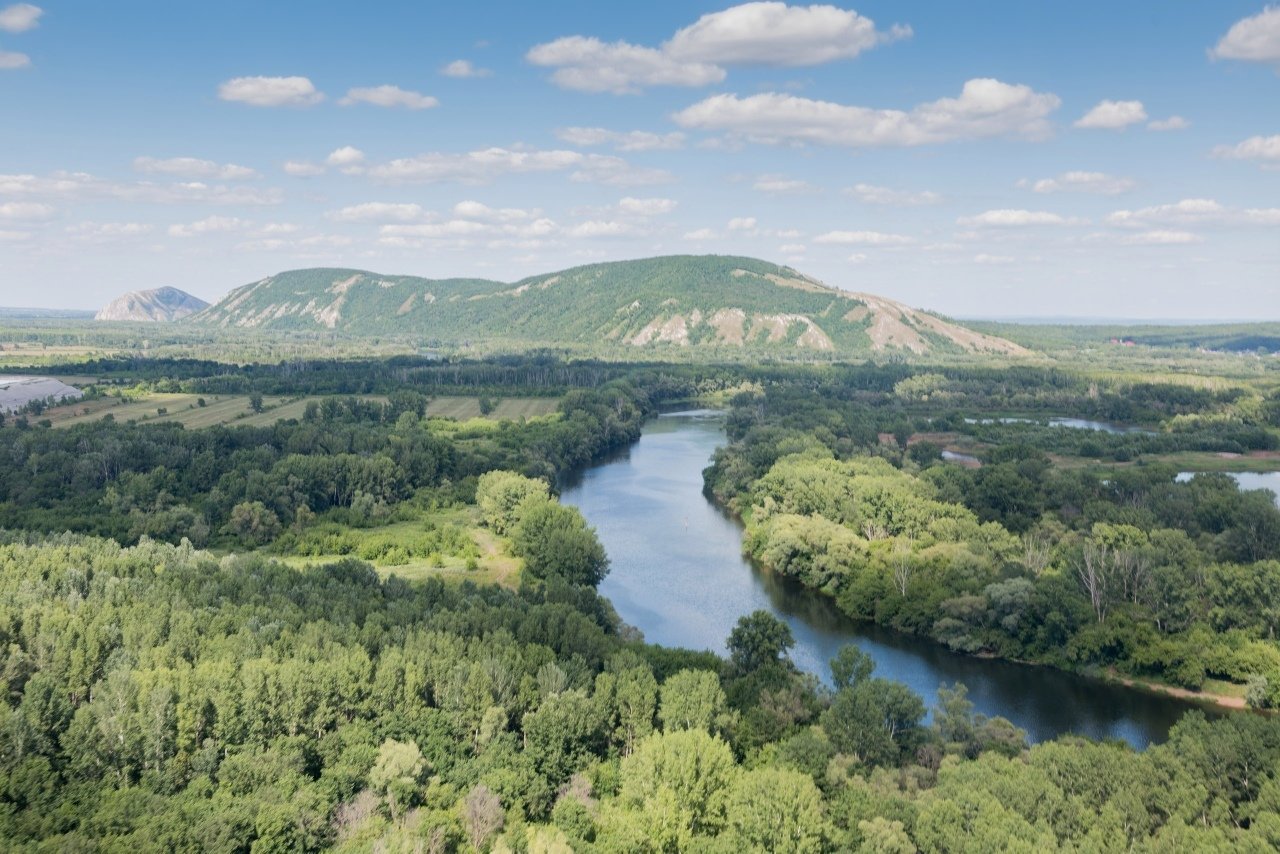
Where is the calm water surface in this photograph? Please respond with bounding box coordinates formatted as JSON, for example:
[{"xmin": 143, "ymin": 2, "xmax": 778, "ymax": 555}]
[
  {"xmin": 1178, "ymin": 471, "xmax": 1280, "ymax": 508},
  {"xmin": 562, "ymin": 411, "xmax": 1220, "ymax": 747}
]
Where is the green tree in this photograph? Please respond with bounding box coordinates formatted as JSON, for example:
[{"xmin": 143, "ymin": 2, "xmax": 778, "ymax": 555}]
[
  {"xmin": 658, "ymin": 670, "xmax": 726, "ymax": 733},
  {"xmin": 727, "ymin": 610, "xmax": 794, "ymax": 673},
  {"xmin": 512, "ymin": 500, "xmax": 609, "ymax": 587},
  {"xmin": 369, "ymin": 738, "xmax": 427, "ymax": 822},
  {"xmin": 476, "ymin": 470, "xmax": 549, "ymax": 534},
  {"xmin": 724, "ymin": 767, "xmax": 829, "ymax": 853}
]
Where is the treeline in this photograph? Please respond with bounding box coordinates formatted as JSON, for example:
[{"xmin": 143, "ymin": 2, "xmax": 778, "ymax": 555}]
[
  {"xmin": 0, "ymin": 381, "xmax": 652, "ymax": 549},
  {"xmin": 2, "ymin": 534, "xmax": 1279, "ymax": 851},
  {"xmin": 709, "ymin": 384, "xmax": 1280, "ymax": 702}
]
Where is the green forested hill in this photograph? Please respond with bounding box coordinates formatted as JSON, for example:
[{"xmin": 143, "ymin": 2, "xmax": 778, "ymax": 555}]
[{"xmin": 189, "ymin": 255, "xmax": 1028, "ymax": 357}]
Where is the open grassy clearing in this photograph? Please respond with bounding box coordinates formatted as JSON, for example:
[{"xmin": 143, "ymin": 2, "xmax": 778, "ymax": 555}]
[
  {"xmin": 425, "ymin": 395, "xmax": 559, "ymax": 420},
  {"xmin": 272, "ymin": 509, "xmax": 521, "ymax": 589}
]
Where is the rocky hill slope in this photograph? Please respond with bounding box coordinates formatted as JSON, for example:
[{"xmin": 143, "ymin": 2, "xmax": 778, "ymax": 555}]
[
  {"xmin": 190, "ymin": 255, "xmax": 1027, "ymax": 356},
  {"xmin": 96, "ymin": 287, "xmax": 209, "ymax": 322}
]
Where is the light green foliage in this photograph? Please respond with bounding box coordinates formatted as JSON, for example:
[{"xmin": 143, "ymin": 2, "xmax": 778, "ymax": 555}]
[
  {"xmin": 615, "ymin": 729, "xmax": 738, "ymax": 846},
  {"xmin": 724, "ymin": 767, "xmax": 829, "ymax": 852},
  {"xmin": 369, "ymin": 738, "xmax": 426, "ymax": 820},
  {"xmin": 511, "ymin": 499, "xmax": 609, "ymax": 587},
  {"xmin": 476, "ymin": 470, "xmax": 549, "ymax": 535},
  {"xmin": 658, "ymin": 669, "xmax": 726, "ymax": 733}
]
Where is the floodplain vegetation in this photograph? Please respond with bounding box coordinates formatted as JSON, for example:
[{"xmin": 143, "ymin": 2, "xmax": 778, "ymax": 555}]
[{"xmin": 1, "ymin": 340, "xmax": 1280, "ymax": 851}]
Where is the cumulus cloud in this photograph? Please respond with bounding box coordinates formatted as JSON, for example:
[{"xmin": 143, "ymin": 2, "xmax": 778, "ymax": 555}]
[
  {"xmin": 973, "ymin": 253, "xmax": 1015, "ymax": 264},
  {"xmin": 683, "ymin": 227, "xmax": 717, "ymax": 240},
  {"xmin": 1106, "ymin": 198, "xmax": 1280, "ymax": 228},
  {"xmin": 0, "ymin": 3, "xmax": 41, "ymax": 33},
  {"xmin": 958, "ymin": 209, "xmax": 1080, "ymax": 227},
  {"xmin": 0, "ymin": 201, "xmax": 54, "ymax": 220},
  {"xmin": 527, "ymin": 36, "xmax": 724, "ymax": 94},
  {"xmin": 567, "ymin": 220, "xmax": 631, "ymax": 238},
  {"xmin": 441, "ymin": 59, "xmax": 491, "ymax": 78},
  {"xmin": 339, "ymin": 85, "xmax": 439, "ymax": 110},
  {"xmin": 1018, "ymin": 171, "xmax": 1136, "ymax": 195},
  {"xmin": 168, "ymin": 215, "xmax": 249, "ymax": 238},
  {"xmin": 367, "ymin": 147, "xmax": 580, "ymax": 184},
  {"xmin": 67, "ymin": 222, "xmax": 154, "ymax": 240},
  {"xmin": 616, "ymin": 197, "xmax": 678, "ymax": 216},
  {"xmin": 452, "ymin": 200, "xmax": 538, "ymax": 221},
  {"xmin": 664, "ymin": 2, "xmax": 910, "ymax": 66},
  {"xmin": 528, "ymin": 3, "xmax": 909, "ymax": 94},
  {"xmin": 844, "ymin": 183, "xmax": 942, "ymax": 205},
  {"xmin": 327, "ymin": 202, "xmax": 427, "ymax": 222},
  {"xmin": 218, "ymin": 76, "xmax": 324, "ymax": 107},
  {"xmin": 1074, "ymin": 99, "xmax": 1147, "ymax": 130},
  {"xmin": 0, "ymin": 50, "xmax": 29, "ymax": 69},
  {"xmin": 1212, "ymin": 134, "xmax": 1280, "ymax": 168},
  {"xmin": 0, "ymin": 170, "xmax": 283, "ymax": 205},
  {"xmin": 728, "ymin": 216, "xmax": 758, "ymax": 231},
  {"xmin": 568, "ymin": 155, "xmax": 673, "ymax": 186},
  {"xmin": 813, "ymin": 229, "xmax": 913, "ymax": 245},
  {"xmin": 325, "ymin": 146, "xmax": 366, "ymax": 174},
  {"xmin": 555, "ymin": 127, "xmax": 686, "ymax": 151},
  {"xmin": 752, "ymin": 175, "xmax": 814, "ymax": 193},
  {"xmin": 1117, "ymin": 230, "xmax": 1203, "ymax": 245},
  {"xmin": 133, "ymin": 157, "xmax": 258, "ymax": 181},
  {"xmin": 1212, "ymin": 6, "xmax": 1280, "ymax": 64},
  {"xmin": 283, "ymin": 160, "xmax": 325, "ymax": 177},
  {"xmin": 672, "ymin": 78, "xmax": 1061, "ymax": 147},
  {"xmin": 1147, "ymin": 115, "xmax": 1189, "ymax": 132}
]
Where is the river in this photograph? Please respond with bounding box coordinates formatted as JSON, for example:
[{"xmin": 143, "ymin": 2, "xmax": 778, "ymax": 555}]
[{"xmin": 561, "ymin": 410, "xmax": 1220, "ymax": 747}]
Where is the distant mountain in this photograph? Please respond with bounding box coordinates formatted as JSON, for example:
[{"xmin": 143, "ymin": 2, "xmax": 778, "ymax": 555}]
[
  {"xmin": 190, "ymin": 255, "xmax": 1028, "ymax": 356},
  {"xmin": 96, "ymin": 287, "xmax": 209, "ymax": 322}
]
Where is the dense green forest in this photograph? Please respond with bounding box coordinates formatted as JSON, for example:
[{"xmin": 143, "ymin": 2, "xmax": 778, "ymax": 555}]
[{"xmin": 2, "ymin": 353, "xmax": 1280, "ymax": 850}]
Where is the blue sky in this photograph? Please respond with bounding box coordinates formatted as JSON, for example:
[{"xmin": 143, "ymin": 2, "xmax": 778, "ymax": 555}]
[{"xmin": 1, "ymin": 1, "xmax": 1277, "ymax": 318}]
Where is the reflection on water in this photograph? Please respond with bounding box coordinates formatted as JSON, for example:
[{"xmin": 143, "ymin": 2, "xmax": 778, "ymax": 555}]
[
  {"xmin": 562, "ymin": 411, "xmax": 1221, "ymax": 747},
  {"xmin": 965, "ymin": 416, "xmax": 1154, "ymax": 435}
]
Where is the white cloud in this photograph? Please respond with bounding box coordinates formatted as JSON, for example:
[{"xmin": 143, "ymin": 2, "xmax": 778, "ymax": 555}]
[
  {"xmin": 1212, "ymin": 134, "xmax": 1280, "ymax": 167},
  {"xmin": 814, "ymin": 229, "xmax": 912, "ymax": 245},
  {"xmin": 683, "ymin": 228, "xmax": 717, "ymax": 240},
  {"xmin": 326, "ymin": 146, "xmax": 366, "ymax": 173},
  {"xmin": 568, "ymin": 155, "xmax": 673, "ymax": 186},
  {"xmin": 339, "ymin": 85, "xmax": 439, "ymax": 110},
  {"xmin": 218, "ymin": 76, "xmax": 324, "ymax": 107},
  {"xmin": 567, "ymin": 220, "xmax": 631, "ymax": 238},
  {"xmin": 527, "ymin": 36, "xmax": 725, "ymax": 94},
  {"xmin": 752, "ymin": 175, "xmax": 814, "ymax": 193},
  {"xmin": 529, "ymin": 3, "xmax": 909, "ymax": 94},
  {"xmin": 555, "ymin": 127, "xmax": 686, "ymax": 151},
  {"xmin": 367, "ymin": 147, "xmax": 583, "ymax": 184},
  {"xmin": 1074, "ymin": 99, "xmax": 1147, "ymax": 130},
  {"xmin": 1118, "ymin": 230, "xmax": 1203, "ymax": 245},
  {"xmin": 1148, "ymin": 115, "xmax": 1189, "ymax": 132},
  {"xmin": 441, "ymin": 59, "xmax": 491, "ymax": 78},
  {"xmin": 283, "ymin": 160, "xmax": 325, "ymax": 177},
  {"xmin": 133, "ymin": 156, "xmax": 258, "ymax": 181},
  {"xmin": 0, "ymin": 50, "xmax": 29, "ymax": 69},
  {"xmin": 0, "ymin": 171, "xmax": 282, "ymax": 205},
  {"xmin": 0, "ymin": 229, "xmax": 31, "ymax": 241},
  {"xmin": 0, "ymin": 201, "xmax": 54, "ymax": 220},
  {"xmin": 779, "ymin": 242, "xmax": 805, "ymax": 254},
  {"xmin": 728, "ymin": 216, "xmax": 758, "ymax": 231},
  {"xmin": 1106, "ymin": 198, "xmax": 1280, "ymax": 228},
  {"xmin": 958, "ymin": 209, "xmax": 1079, "ymax": 227},
  {"xmin": 1212, "ymin": 6, "xmax": 1280, "ymax": 64},
  {"xmin": 1019, "ymin": 171, "xmax": 1136, "ymax": 195},
  {"xmin": 846, "ymin": 252, "xmax": 867, "ymax": 263},
  {"xmin": 327, "ymin": 202, "xmax": 427, "ymax": 222},
  {"xmin": 453, "ymin": 200, "xmax": 537, "ymax": 221},
  {"xmin": 672, "ymin": 78, "xmax": 1061, "ymax": 147},
  {"xmin": 616, "ymin": 197, "xmax": 677, "ymax": 216},
  {"xmin": 0, "ymin": 3, "xmax": 41, "ymax": 33},
  {"xmin": 168, "ymin": 216, "xmax": 249, "ymax": 238},
  {"xmin": 845, "ymin": 183, "xmax": 942, "ymax": 206},
  {"xmin": 973, "ymin": 253, "xmax": 1014, "ymax": 264},
  {"xmin": 665, "ymin": 2, "xmax": 909, "ymax": 66},
  {"xmin": 67, "ymin": 222, "xmax": 154, "ymax": 240}
]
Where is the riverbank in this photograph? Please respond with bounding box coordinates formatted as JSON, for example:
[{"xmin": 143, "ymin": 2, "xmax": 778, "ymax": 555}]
[{"xmin": 1104, "ymin": 670, "xmax": 1251, "ymax": 711}]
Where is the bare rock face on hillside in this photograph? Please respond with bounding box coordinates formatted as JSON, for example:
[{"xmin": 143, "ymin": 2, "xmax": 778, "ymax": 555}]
[
  {"xmin": 190, "ymin": 255, "xmax": 1030, "ymax": 357},
  {"xmin": 95, "ymin": 287, "xmax": 210, "ymax": 322}
]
